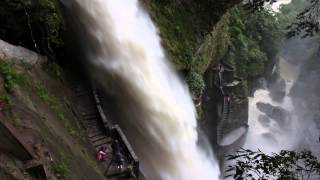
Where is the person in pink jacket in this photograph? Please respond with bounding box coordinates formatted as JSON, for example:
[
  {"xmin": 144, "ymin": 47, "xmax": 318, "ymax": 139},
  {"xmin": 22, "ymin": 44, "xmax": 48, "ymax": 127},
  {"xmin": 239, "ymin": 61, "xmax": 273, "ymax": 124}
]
[{"xmin": 96, "ymin": 147, "xmax": 107, "ymax": 161}]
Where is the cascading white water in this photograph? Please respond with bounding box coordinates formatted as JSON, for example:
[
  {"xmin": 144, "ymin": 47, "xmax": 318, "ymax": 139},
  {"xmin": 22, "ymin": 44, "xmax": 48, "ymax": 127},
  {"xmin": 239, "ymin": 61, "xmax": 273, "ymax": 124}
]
[
  {"xmin": 244, "ymin": 57, "xmax": 299, "ymax": 153},
  {"xmin": 244, "ymin": 88, "xmax": 297, "ymax": 152},
  {"xmin": 63, "ymin": 0, "xmax": 219, "ymax": 179},
  {"xmin": 244, "ymin": 57, "xmax": 320, "ymax": 154},
  {"xmin": 271, "ymin": 0, "xmax": 292, "ymax": 11}
]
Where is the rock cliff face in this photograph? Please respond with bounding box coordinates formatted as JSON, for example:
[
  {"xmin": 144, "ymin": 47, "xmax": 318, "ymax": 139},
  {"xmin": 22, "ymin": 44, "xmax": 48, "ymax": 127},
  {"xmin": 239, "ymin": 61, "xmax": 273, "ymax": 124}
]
[
  {"xmin": 143, "ymin": 0, "xmax": 248, "ymax": 157},
  {"xmin": 1, "ymin": 0, "xmax": 247, "ymax": 165},
  {"xmin": 0, "ymin": 40, "xmax": 105, "ymax": 180}
]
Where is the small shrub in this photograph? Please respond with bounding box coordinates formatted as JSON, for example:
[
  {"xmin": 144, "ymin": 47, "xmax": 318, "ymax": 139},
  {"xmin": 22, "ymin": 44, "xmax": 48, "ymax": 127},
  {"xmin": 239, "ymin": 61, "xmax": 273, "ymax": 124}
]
[
  {"xmin": 35, "ymin": 81, "xmax": 50, "ymax": 102},
  {"xmin": 0, "ymin": 61, "xmax": 19, "ymax": 93},
  {"xmin": 53, "ymin": 162, "xmax": 68, "ymax": 180},
  {"xmin": 0, "ymin": 94, "xmax": 10, "ymax": 103},
  {"xmin": 186, "ymin": 71, "xmax": 205, "ymax": 98},
  {"xmin": 66, "ymin": 123, "xmax": 76, "ymax": 137},
  {"xmin": 48, "ymin": 62, "xmax": 63, "ymax": 80}
]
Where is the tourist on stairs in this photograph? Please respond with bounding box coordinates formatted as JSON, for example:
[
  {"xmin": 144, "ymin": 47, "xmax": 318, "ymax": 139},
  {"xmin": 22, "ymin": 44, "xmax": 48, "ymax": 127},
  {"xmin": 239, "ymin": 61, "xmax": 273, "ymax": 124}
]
[{"xmin": 97, "ymin": 147, "xmax": 107, "ymax": 161}]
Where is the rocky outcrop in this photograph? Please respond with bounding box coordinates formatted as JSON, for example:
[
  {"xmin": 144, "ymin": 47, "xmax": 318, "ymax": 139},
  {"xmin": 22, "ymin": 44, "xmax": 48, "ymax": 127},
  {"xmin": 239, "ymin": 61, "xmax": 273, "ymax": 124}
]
[
  {"xmin": 256, "ymin": 102, "xmax": 290, "ymax": 127},
  {"xmin": 268, "ymin": 74, "xmax": 286, "ymax": 102},
  {"xmin": 0, "ymin": 40, "xmax": 105, "ymax": 180},
  {"xmin": 0, "ymin": 40, "xmax": 46, "ymax": 64},
  {"xmin": 203, "ymin": 59, "xmax": 248, "ymax": 160},
  {"xmin": 258, "ymin": 115, "xmax": 271, "ymax": 127}
]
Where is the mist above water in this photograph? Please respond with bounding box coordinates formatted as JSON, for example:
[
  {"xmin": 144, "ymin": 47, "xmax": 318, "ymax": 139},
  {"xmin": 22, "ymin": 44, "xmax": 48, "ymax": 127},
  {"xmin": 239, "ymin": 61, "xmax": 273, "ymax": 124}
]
[
  {"xmin": 271, "ymin": 0, "xmax": 292, "ymax": 11},
  {"xmin": 244, "ymin": 84, "xmax": 298, "ymax": 153},
  {"xmin": 63, "ymin": 0, "xmax": 219, "ymax": 179},
  {"xmin": 244, "ymin": 55, "xmax": 320, "ymax": 154}
]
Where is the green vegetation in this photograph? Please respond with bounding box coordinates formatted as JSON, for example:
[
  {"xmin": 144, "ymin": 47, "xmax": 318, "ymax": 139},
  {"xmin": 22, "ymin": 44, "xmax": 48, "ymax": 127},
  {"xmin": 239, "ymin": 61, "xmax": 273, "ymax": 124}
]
[
  {"xmin": 53, "ymin": 161, "xmax": 68, "ymax": 180},
  {"xmin": 0, "ymin": 0, "xmax": 64, "ymax": 54},
  {"xmin": 225, "ymin": 149, "xmax": 320, "ymax": 180},
  {"xmin": 0, "ymin": 61, "xmax": 19, "ymax": 93},
  {"xmin": 224, "ymin": 7, "xmax": 281, "ymax": 79},
  {"xmin": 0, "ymin": 94, "xmax": 10, "ymax": 103},
  {"xmin": 47, "ymin": 62, "xmax": 63, "ymax": 80},
  {"xmin": 57, "ymin": 112, "xmax": 76, "ymax": 137},
  {"xmin": 142, "ymin": 1, "xmax": 233, "ymax": 97},
  {"xmin": 0, "ymin": 61, "xmax": 28, "ymax": 93},
  {"xmin": 142, "ymin": 0, "xmax": 214, "ymax": 70},
  {"xmin": 192, "ymin": 13, "xmax": 231, "ymax": 75},
  {"xmin": 34, "ymin": 80, "xmax": 77, "ymax": 136},
  {"xmin": 35, "ymin": 81, "xmax": 50, "ymax": 102},
  {"xmin": 35, "ymin": 0, "xmax": 64, "ymax": 47},
  {"xmin": 186, "ymin": 71, "xmax": 205, "ymax": 98},
  {"xmin": 34, "ymin": 81, "xmax": 60, "ymax": 110},
  {"xmin": 277, "ymin": 0, "xmax": 306, "ymax": 30}
]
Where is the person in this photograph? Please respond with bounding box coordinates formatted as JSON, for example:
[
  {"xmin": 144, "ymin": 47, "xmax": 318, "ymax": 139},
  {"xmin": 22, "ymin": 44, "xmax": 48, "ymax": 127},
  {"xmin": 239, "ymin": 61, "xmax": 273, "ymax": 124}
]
[
  {"xmin": 112, "ymin": 140, "xmax": 125, "ymax": 169},
  {"xmin": 97, "ymin": 146, "xmax": 107, "ymax": 161}
]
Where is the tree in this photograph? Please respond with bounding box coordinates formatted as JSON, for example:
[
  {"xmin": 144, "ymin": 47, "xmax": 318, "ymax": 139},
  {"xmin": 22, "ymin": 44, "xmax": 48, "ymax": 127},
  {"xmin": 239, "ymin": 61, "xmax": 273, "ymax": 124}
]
[
  {"xmin": 225, "ymin": 148, "xmax": 320, "ymax": 180},
  {"xmin": 244, "ymin": 0, "xmax": 320, "ymax": 37},
  {"xmin": 287, "ymin": 0, "xmax": 320, "ymax": 38}
]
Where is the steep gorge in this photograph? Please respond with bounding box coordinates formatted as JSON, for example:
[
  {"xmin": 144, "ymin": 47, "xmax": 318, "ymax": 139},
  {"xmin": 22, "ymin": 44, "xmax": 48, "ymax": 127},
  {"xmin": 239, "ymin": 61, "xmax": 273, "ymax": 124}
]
[{"xmin": 1, "ymin": 0, "xmax": 318, "ymax": 179}]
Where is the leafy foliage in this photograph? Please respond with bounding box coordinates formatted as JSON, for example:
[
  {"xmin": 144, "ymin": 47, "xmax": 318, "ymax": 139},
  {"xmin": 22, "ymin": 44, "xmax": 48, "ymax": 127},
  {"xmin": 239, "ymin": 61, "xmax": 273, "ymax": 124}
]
[
  {"xmin": 141, "ymin": 0, "xmax": 235, "ymax": 71},
  {"xmin": 141, "ymin": 1, "xmax": 202, "ymax": 70},
  {"xmin": 287, "ymin": 0, "xmax": 320, "ymax": 38},
  {"xmin": 35, "ymin": 81, "xmax": 50, "ymax": 102},
  {"xmin": 224, "ymin": 7, "xmax": 280, "ymax": 79},
  {"xmin": 186, "ymin": 71, "xmax": 205, "ymax": 98},
  {"xmin": 53, "ymin": 162, "xmax": 68, "ymax": 180},
  {"xmin": 225, "ymin": 149, "xmax": 320, "ymax": 180},
  {"xmin": 276, "ymin": 0, "xmax": 306, "ymax": 30},
  {"xmin": 0, "ymin": 61, "xmax": 18, "ymax": 93},
  {"xmin": 244, "ymin": 0, "xmax": 320, "ymax": 37},
  {"xmin": 0, "ymin": 61, "xmax": 27, "ymax": 93},
  {"xmin": 0, "ymin": 94, "xmax": 10, "ymax": 103},
  {"xmin": 0, "ymin": 0, "xmax": 64, "ymax": 55},
  {"xmin": 47, "ymin": 62, "xmax": 63, "ymax": 80}
]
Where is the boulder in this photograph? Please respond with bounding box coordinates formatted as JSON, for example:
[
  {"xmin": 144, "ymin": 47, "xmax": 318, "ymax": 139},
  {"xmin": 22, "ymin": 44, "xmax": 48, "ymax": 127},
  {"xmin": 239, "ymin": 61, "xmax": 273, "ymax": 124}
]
[
  {"xmin": 0, "ymin": 40, "xmax": 46, "ymax": 64},
  {"xmin": 268, "ymin": 76, "xmax": 286, "ymax": 102},
  {"xmin": 258, "ymin": 114, "xmax": 270, "ymax": 127},
  {"xmin": 256, "ymin": 102, "xmax": 290, "ymax": 127}
]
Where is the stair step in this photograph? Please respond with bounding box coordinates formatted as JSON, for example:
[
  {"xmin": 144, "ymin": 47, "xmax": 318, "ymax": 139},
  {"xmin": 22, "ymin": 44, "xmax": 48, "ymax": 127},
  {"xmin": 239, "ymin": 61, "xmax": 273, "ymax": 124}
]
[
  {"xmin": 82, "ymin": 112, "xmax": 99, "ymax": 117},
  {"xmin": 82, "ymin": 121, "xmax": 100, "ymax": 127},
  {"xmin": 85, "ymin": 124, "xmax": 102, "ymax": 131},
  {"xmin": 90, "ymin": 135, "xmax": 109, "ymax": 143},
  {"xmin": 88, "ymin": 132, "xmax": 104, "ymax": 138},
  {"xmin": 93, "ymin": 137, "xmax": 112, "ymax": 147},
  {"xmin": 87, "ymin": 127, "xmax": 104, "ymax": 135},
  {"xmin": 82, "ymin": 118, "xmax": 99, "ymax": 124},
  {"xmin": 83, "ymin": 115, "xmax": 99, "ymax": 121}
]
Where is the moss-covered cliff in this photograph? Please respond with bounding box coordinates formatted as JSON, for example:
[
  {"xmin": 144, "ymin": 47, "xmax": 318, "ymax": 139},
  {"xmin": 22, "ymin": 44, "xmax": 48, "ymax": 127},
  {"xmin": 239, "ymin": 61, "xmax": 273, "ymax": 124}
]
[
  {"xmin": 0, "ymin": 41, "xmax": 105, "ymax": 180},
  {"xmin": 0, "ymin": 0, "xmax": 287, "ymax": 171}
]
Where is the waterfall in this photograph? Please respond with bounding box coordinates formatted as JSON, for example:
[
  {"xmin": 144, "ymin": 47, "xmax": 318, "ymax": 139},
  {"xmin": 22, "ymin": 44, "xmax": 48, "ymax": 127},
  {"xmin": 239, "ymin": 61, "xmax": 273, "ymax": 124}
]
[
  {"xmin": 244, "ymin": 88, "xmax": 297, "ymax": 152},
  {"xmin": 244, "ymin": 56, "xmax": 299, "ymax": 153},
  {"xmin": 244, "ymin": 57, "xmax": 320, "ymax": 154},
  {"xmin": 63, "ymin": 0, "xmax": 219, "ymax": 179},
  {"xmin": 271, "ymin": 0, "xmax": 292, "ymax": 11}
]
